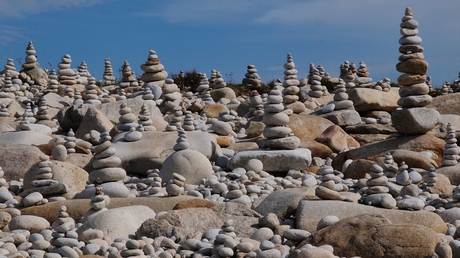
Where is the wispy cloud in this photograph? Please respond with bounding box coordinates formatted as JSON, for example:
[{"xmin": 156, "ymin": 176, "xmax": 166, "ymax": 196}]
[
  {"xmin": 0, "ymin": 25, "xmax": 27, "ymax": 45},
  {"xmin": 0, "ymin": 0, "xmax": 105, "ymax": 17}
]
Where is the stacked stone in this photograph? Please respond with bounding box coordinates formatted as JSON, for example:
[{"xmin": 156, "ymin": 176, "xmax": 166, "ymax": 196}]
[
  {"xmin": 339, "ymin": 61, "xmax": 350, "ymax": 79},
  {"xmin": 423, "ymin": 168, "xmax": 437, "ymax": 188},
  {"xmin": 119, "ymin": 60, "xmax": 138, "ymax": 89},
  {"xmin": 50, "ymin": 206, "xmax": 77, "ymax": 248},
  {"xmin": 116, "ymin": 89, "xmax": 127, "ymax": 101},
  {"xmin": 440, "ymin": 82, "xmax": 451, "ymax": 95},
  {"xmin": 32, "ymin": 155, "xmax": 57, "ymax": 188},
  {"xmin": 392, "ymin": 7, "xmax": 440, "ymax": 134},
  {"xmin": 140, "ymin": 50, "xmax": 168, "ymax": 86},
  {"xmin": 0, "ymin": 103, "xmax": 9, "ymax": 117},
  {"xmin": 35, "ymin": 97, "xmax": 51, "ymax": 122},
  {"xmin": 196, "ymin": 73, "xmax": 210, "ymax": 93},
  {"xmin": 354, "ymin": 61, "xmax": 373, "ymax": 88},
  {"xmin": 89, "ymin": 132, "xmax": 127, "ymax": 185},
  {"xmin": 138, "ymin": 103, "xmax": 156, "ymax": 131},
  {"xmin": 23, "ymin": 103, "xmax": 36, "ymax": 123},
  {"xmin": 282, "ymin": 53, "xmax": 305, "ymax": 113},
  {"xmin": 324, "ymin": 79, "xmax": 353, "ymax": 112},
  {"xmin": 57, "ymin": 54, "xmax": 77, "ymax": 85},
  {"xmin": 161, "ymin": 78, "xmax": 182, "ymax": 111},
  {"xmin": 124, "ymin": 127, "xmax": 143, "ymax": 142},
  {"xmin": 382, "ymin": 153, "xmax": 398, "ymax": 178},
  {"xmin": 64, "ymin": 85, "xmax": 74, "ymax": 98},
  {"xmin": 142, "ymin": 87, "xmax": 155, "ymax": 100},
  {"xmin": 83, "ymin": 77, "xmax": 101, "ymax": 105},
  {"xmin": 242, "ymin": 64, "xmax": 262, "ymax": 88},
  {"xmin": 259, "ymin": 89, "xmax": 300, "ymax": 150},
  {"xmin": 359, "ymin": 164, "xmax": 397, "ymax": 209},
  {"xmin": 307, "ymin": 63, "xmax": 326, "ymax": 98},
  {"xmin": 64, "ymin": 129, "xmax": 77, "ymax": 154},
  {"xmin": 165, "ymin": 106, "xmax": 183, "ymax": 131},
  {"xmin": 182, "ymin": 111, "xmax": 197, "ymax": 131},
  {"xmin": 441, "ymin": 123, "xmax": 460, "ymax": 166},
  {"xmin": 2, "ymin": 59, "xmax": 19, "ymax": 77},
  {"xmin": 213, "ymin": 71, "xmax": 227, "ymax": 89},
  {"xmin": 46, "ymin": 69, "xmax": 59, "ymax": 94},
  {"xmin": 117, "ymin": 103, "xmax": 138, "ymax": 131},
  {"xmin": 22, "ymin": 41, "xmax": 40, "ymax": 71},
  {"xmin": 395, "ymin": 162, "xmax": 411, "ymax": 186},
  {"xmin": 81, "ymin": 183, "xmax": 110, "ymax": 223},
  {"xmin": 17, "ymin": 115, "xmax": 31, "ymax": 131},
  {"xmin": 209, "ymin": 69, "xmax": 217, "ymax": 88},
  {"xmin": 201, "ymin": 90, "xmax": 215, "ymax": 105},
  {"xmin": 102, "ymin": 58, "xmax": 116, "ymax": 84},
  {"xmin": 166, "ymin": 173, "xmax": 186, "ymax": 196},
  {"xmin": 374, "ymin": 78, "xmax": 391, "ymax": 91},
  {"xmin": 76, "ymin": 61, "xmax": 90, "ymax": 85},
  {"xmin": 426, "ymin": 76, "xmax": 433, "ymax": 91},
  {"xmin": 147, "ymin": 170, "xmax": 164, "ymax": 196},
  {"xmin": 73, "ymin": 89, "xmax": 83, "ymax": 106},
  {"xmin": 0, "ymin": 72, "xmax": 16, "ymax": 99},
  {"xmin": 220, "ymin": 219, "xmax": 236, "ymax": 238}
]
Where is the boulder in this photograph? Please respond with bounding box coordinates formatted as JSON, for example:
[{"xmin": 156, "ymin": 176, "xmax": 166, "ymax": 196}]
[
  {"xmin": 390, "ymin": 149, "xmax": 437, "ymax": 169},
  {"xmin": 210, "ymin": 88, "xmax": 237, "ymax": 102},
  {"xmin": 296, "ymin": 200, "xmax": 447, "ymax": 234},
  {"xmin": 436, "ymin": 164, "xmax": 460, "ymax": 185},
  {"xmin": 75, "ymin": 108, "xmax": 114, "ymax": 139},
  {"xmin": 332, "ymin": 133, "xmax": 444, "ymax": 171},
  {"xmin": 201, "ymin": 103, "xmax": 229, "ymax": 118},
  {"xmin": 391, "ymin": 107, "xmax": 441, "ymax": 134},
  {"xmin": 23, "ymin": 160, "xmax": 89, "ymax": 199},
  {"xmin": 427, "ymin": 92, "xmax": 460, "ymax": 115},
  {"xmin": 76, "ymin": 205, "xmax": 156, "ymax": 240},
  {"xmin": 315, "ymin": 109, "xmax": 361, "ymax": 127},
  {"xmin": 312, "ymin": 214, "xmax": 442, "ymax": 258},
  {"xmin": 0, "ymin": 144, "xmax": 44, "ymax": 181},
  {"xmin": 111, "ymin": 130, "xmax": 222, "ymax": 175},
  {"xmin": 315, "ymin": 125, "xmax": 360, "ymax": 153},
  {"xmin": 253, "ymin": 187, "xmax": 315, "ymax": 219},
  {"xmin": 348, "ymin": 87, "xmax": 400, "ymax": 112},
  {"xmin": 228, "ymin": 148, "xmax": 312, "ymax": 172},
  {"xmin": 343, "ymin": 159, "xmax": 376, "ymax": 179},
  {"xmin": 0, "ymin": 131, "xmax": 52, "ymax": 146},
  {"xmin": 289, "ymin": 113, "xmax": 334, "ymax": 142},
  {"xmin": 8, "ymin": 215, "xmax": 50, "ymax": 233}
]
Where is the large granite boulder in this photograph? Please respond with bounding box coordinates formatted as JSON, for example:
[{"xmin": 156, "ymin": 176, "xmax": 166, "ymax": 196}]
[{"xmin": 348, "ymin": 87, "xmax": 400, "ymax": 112}]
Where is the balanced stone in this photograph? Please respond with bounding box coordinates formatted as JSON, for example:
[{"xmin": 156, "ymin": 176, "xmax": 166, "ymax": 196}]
[
  {"xmin": 242, "ymin": 64, "xmax": 262, "ymax": 88},
  {"xmin": 84, "ymin": 77, "xmax": 101, "ymax": 105},
  {"xmin": 102, "ymin": 58, "xmax": 116, "ymax": 84},
  {"xmin": 57, "ymin": 54, "xmax": 77, "ymax": 85},
  {"xmin": 140, "ymin": 50, "xmax": 168, "ymax": 85}
]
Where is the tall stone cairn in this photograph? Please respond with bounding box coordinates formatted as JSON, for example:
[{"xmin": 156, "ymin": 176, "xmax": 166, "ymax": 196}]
[{"xmin": 391, "ymin": 7, "xmax": 440, "ymax": 134}]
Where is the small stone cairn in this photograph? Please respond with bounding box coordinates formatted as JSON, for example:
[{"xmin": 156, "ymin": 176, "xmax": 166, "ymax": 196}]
[
  {"xmin": 322, "ymin": 78, "xmax": 353, "ymax": 113},
  {"xmin": 35, "ymin": 97, "xmax": 51, "ymax": 122},
  {"xmin": 83, "ymin": 77, "xmax": 101, "ymax": 105},
  {"xmin": 182, "ymin": 110, "xmax": 197, "ymax": 131},
  {"xmin": 77, "ymin": 61, "xmax": 91, "ymax": 85},
  {"xmin": 81, "ymin": 181, "xmax": 110, "ymax": 223},
  {"xmin": 391, "ymin": 7, "xmax": 440, "ymax": 134},
  {"xmin": 382, "ymin": 152, "xmax": 398, "ymax": 178},
  {"xmin": 46, "ymin": 69, "xmax": 59, "ymax": 94},
  {"xmin": 196, "ymin": 73, "xmax": 210, "ymax": 93},
  {"xmin": 259, "ymin": 89, "xmax": 300, "ymax": 150},
  {"xmin": 165, "ymin": 106, "xmax": 183, "ymax": 131},
  {"xmin": 119, "ymin": 60, "xmax": 138, "ymax": 89},
  {"xmin": 440, "ymin": 82, "xmax": 451, "ymax": 95},
  {"xmin": 242, "ymin": 64, "xmax": 262, "ymax": 89},
  {"xmin": 161, "ymin": 78, "xmax": 181, "ymax": 112},
  {"xmin": 117, "ymin": 103, "xmax": 138, "ymax": 132},
  {"xmin": 282, "ymin": 53, "xmax": 305, "ymax": 113},
  {"xmin": 354, "ymin": 61, "xmax": 373, "ymax": 88},
  {"xmin": 88, "ymin": 132, "xmax": 127, "ymax": 192},
  {"xmin": 65, "ymin": 129, "xmax": 77, "ymax": 154},
  {"xmin": 166, "ymin": 173, "xmax": 186, "ymax": 196},
  {"xmin": 359, "ymin": 163, "xmax": 397, "ymax": 209},
  {"xmin": 140, "ymin": 50, "xmax": 168, "ymax": 87},
  {"xmin": 307, "ymin": 63, "xmax": 327, "ymax": 98},
  {"xmin": 441, "ymin": 123, "xmax": 460, "ymax": 166},
  {"xmin": 102, "ymin": 58, "xmax": 116, "ymax": 84},
  {"xmin": 138, "ymin": 103, "xmax": 156, "ymax": 131},
  {"xmin": 57, "ymin": 54, "xmax": 77, "ymax": 85},
  {"xmin": 21, "ymin": 41, "xmax": 49, "ymax": 86},
  {"xmin": 0, "ymin": 72, "xmax": 16, "ymax": 99},
  {"xmin": 50, "ymin": 205, "xmax": 77, "ymax": 248},
  {"xmin": 2, "ymin": 58, "xmax": 19, "ymax": 77}
]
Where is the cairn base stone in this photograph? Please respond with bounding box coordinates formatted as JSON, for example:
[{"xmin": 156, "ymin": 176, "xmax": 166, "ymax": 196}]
[{"xmin": 391, "ymin": 107, "xmax": 440, "ymax": 134}]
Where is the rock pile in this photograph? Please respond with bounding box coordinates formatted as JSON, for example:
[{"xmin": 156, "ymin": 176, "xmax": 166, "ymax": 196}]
[
  {"xmin": 441, "ymin": 123, "xmax": 459, "ymax": 166},
  {"xmin": 102, "ymin": 58, "xmax": 116, "ymax": 84},
  {"xmin": 83, "ymin": 77, "xmax": 101, "ymax": 105},
  {"xmin": 20, "ymin": 41, "xmax": 49, "ymax": 86},
  {"xmin": 77, "ymin": 61, "xmax": 91, "ymax": 85},
  {"xmin": 307, "ymin": 63, "xmax": 326, "ymax": 98},
  {"xmin": 242, "ymin": 65, "xmax": 262, "ymax": 89},
  {"xmin": 282, "ymin": 53, "xmax": 305, "ymax": 113},
  {"xmin": 391, "ymin": 7, "xmax": 440, "ymax": 134},
  {"xmin": 354, "ymin": 61, "xmax": 373, "ymax": 88},
  {"xmin": 140, "ymin": 50, "xmax": 168, "ymax": 87},
  {"xmin": 119, "ymin": 60, "xmax": 138, "ymax": 89},
  {"xmin": 57, "ymin": 54, "xmax": 77, "ymax": 85}
]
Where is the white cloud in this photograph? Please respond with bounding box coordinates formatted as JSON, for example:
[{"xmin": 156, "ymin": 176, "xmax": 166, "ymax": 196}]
[
  {"xmin": 0, "ymin": 25, "xmax": 27, "ymax": 45},
  {"xmin": 0, "ymin": 0, "xmax": 105, "ymax": 17}
]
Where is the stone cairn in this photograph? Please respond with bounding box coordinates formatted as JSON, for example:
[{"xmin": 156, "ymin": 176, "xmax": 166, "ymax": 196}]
[
  {"xmin": 259, "ymin": 89, "xmax": 300, "ymax": 150},
  {"xmin": 46, "ymin": 69, "xmax": 59, "ymax": 94},
  {"xmin": 77, "ymin": 61, "xmax": 91, "ymax": 85},
  {"xmin": 83, "ymin": 77, "xmax": 101, "ymax": 105},
  {"xmin": 359, "ymin": 163, "xmax": 397, "ymax": 209},
  {"xmin": 165, "ymin": 106, "xmax": 183, "ymax": 131},
  {"xmin": 242, "ymin": 64, "xmax": 262, "ymax": 89},
  {"xmin": 209, "ymin": 69, "xmax": 217, "ymax": 88},
  {"xmin": 245, "ymin": 90, "xmax": 264, "ymax": 118},
  {"xmin": 35, "ymin": 97, "xmax": 51, "ymax": 122},
  {"xmin": 196, "ymin": 73, "xmax": 210, "ymax": 93},
  {"xmin": 140, "ymin": 50, "xmax": 168, "ymax": 87},
  {"xmin": 374, "ymin": 78, "xmax": 391, "ymax": 91},
  {"xmin": 50, "ymin": 205, "xmax": 77, "ymax": 248},
  {"xmin": 440, "ymin": 82, "xmax": 451, "ymax": 95},
  {"xmin": 138, "ymin": 103, "xmax": 156, "ymax": 131},
  {"xmin": 117, "ymin": 103, "xmax": 138, "ymax": 132},
  {"xmin": 354, "ymin": 61, "xmax": 373, "ymax": 88},
  {"xmin": 282, "ymin": 53, "xmax": 305, "ymax": 113},
  {"xmin": 382, "ymin": 153, "xmax": 398, "ymax": 178},
  {"xmin": 88, "ymin": 132, "xmax": 127, "ymax": 193},
  {"xmin": 2, "ymin": 58, "xmax": 19, "ymax": 77},
  {"xmin": 81, "ymin": 181, "xmax": 110, "ymax": 223},
  {"xmin": 102, "ymin": 58, "xmax": 116, "ymax": 84},
  {"xmin": 307, "ymin": 63, "xmax": 327, "ymax": 98},
  {"xmin": 0, "ymin": 72, "xmax": 16, "ymax": 99},
  {"xmin": 441, "ymin": 123, "xmax": 459, "ymax": 166},
  {"xmin": 161, "ymin": 78, "xmax": 181, "ymax": 112},
  {"xmin": 119, "ymin": 60, "xmax": 138, "ymax": 89},
  {"xmin": 182, "ymin": 110, "xmax": 197, "ymax": 131},
  {"xmin": 166, "ymin": 172, "xmax": 186, "ymax": 196},
  {"xmin": 21, "ymin": 41, "xmax": 39, "ymax": 71},
  {"xmin": 73, "ymin": 88, "xmax": 83, "ymax": 106},
  {"xmin": 323, "ymin": 78, "xmax": 354, "ymax": 112},
  {"xmin": 391, "ymin": 7, "xmax": 440, "ymax": 134},
  {"xmin": 65, "ymin": 129, "xmax": 77, "ymax": 154},
  {"xmin": 57, "ymin": 54, "xmax": 77, "ymax": 85}
]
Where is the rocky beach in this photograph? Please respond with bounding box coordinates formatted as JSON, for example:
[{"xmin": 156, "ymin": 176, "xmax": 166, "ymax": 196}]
[{"xmin": 0, "ymin": 6, "xmax": 460, "ymax": 258}]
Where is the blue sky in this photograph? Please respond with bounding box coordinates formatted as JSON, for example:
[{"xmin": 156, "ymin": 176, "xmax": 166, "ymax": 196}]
[{"xmin": 1, "ymin": 0, "xmax": 459, "ymax": 87}]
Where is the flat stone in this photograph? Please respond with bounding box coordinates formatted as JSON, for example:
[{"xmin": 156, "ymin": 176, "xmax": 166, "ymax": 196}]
[
  {"xmin": 398, "ymin": 83, "xmax": 430, "ymax": 97},
  {"xmin": 397, "ymin": 95, "xmax": 432, "ymax": 108},
  {"xmin": 396, "ymin": 59, "xmax": 428, "ymax": 75},
  {"xmin": 397, "ymin": 73, "xmax": 426, "ymax": 86},
  {"xmin": 391, "ymin": 107, "xmax": 440, "ymax": 134}
]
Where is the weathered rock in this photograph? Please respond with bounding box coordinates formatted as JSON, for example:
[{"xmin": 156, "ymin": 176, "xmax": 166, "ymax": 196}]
[
  {"xmin": 427, "ymin": 92, "xmax": 460, "ymax": 115},
  {"xmin": 228, "ymin": 148, "xmax": 312, "ymax": 172},
  {"xmin": 253, "ymin": 187, "xmax": 315, "ymax": 219},
  {"xmin": 312, "ymin": 214, "xmax": 442, "ymax": 258},
  {"xmin": 296, "ymin": 200, "xmax": 447, "ymax": 234},
  {"xmin": 289, "ymin": 114, "xmax": 334, "ymax": 142},
  {"xmin": 391, "ymin": 107, "xmax": 441, "ymax": 134},
  {"xmin": 75, "ymin": 108, "xmax": 114, "ymax": 139},
  {"xmin": 0, "ymin": 144, "xmax": 44, "ymax": 181},
  {"xmin": 315, "ymin": 125, "xmax": 360, "ymax": 153},
  {"xmin": 348, "ymin": 87, "xmax": 400, "ymax": 112},
  {"xmin": 390, "ymin": 149, "xmax": 437, "ymax": 169},
  {"xmin": 8, "ymin": 215, "xmax": 50, "ymax": 233},
  {"xmin": 343, "ymin": 159, "xmax": 375, "ymax": 179}
]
